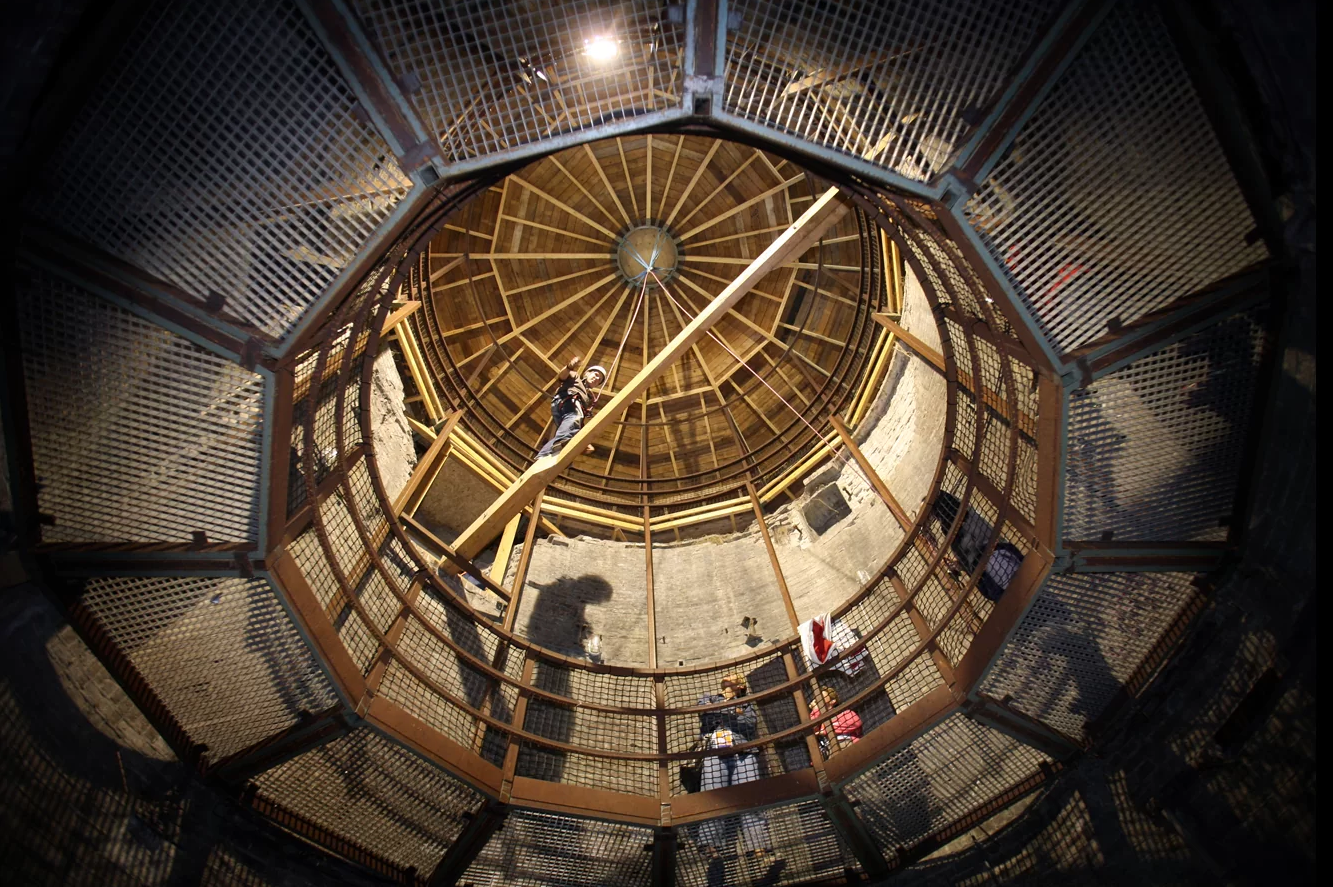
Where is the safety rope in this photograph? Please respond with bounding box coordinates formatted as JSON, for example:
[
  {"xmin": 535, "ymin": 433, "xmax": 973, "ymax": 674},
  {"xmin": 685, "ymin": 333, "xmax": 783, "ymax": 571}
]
[{"xmin": 650, "ymin": 269, "xmax": 859, "ymax": 476}]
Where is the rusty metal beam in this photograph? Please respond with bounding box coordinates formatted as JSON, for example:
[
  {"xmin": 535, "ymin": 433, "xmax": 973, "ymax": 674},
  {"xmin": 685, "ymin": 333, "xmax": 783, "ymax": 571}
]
[
  {"xmin": 748, "ymin": 481, "xmax": 801, "ymax": 633},
  {"xmin": 295, "ymin": 0, "xmax": 439, "ymax": 174},
  {"xmin": 649, "ymin": 827, "xmax": 677, "ymax": 887},
  {"xmin": 209, "ymin": 705, "xmax": 352, "ymax": 784},
  {"xmin": 949, "ymin": 0, "xmax": 1115, "ymax": 187},
  {"xmin": 962, "ymin": 693, "xmax": 1084, "ymax": 759},
  {"xmin": 1064, "ymin": 540, "xmax": 1228, "ymax": 573},
  {"xmin": 1061, "ymin": 268, "xmax": 1268, "ymax": 383},
  {"xmin": 20, "ymin": 222, "xmax": 276, "ymax": 363},
  {"xmin": 427, "ymin": 800, "xmax": 509, "ymax": 887}
]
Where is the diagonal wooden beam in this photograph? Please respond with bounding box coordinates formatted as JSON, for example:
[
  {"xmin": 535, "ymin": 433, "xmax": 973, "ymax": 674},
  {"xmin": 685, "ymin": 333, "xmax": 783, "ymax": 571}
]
[{"xmin": 452, "ymin": 187, "xmax": 850, "ymax": 557}]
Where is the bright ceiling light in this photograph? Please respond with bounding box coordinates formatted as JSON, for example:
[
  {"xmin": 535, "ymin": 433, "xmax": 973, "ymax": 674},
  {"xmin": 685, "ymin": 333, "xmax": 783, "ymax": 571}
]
[{"xmin": 584, "ymin": 35, "xmax": 618, "ymax": 62}]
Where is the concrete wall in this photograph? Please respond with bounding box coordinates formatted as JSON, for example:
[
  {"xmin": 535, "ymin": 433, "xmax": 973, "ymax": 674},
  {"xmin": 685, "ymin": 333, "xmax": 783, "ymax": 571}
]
[{"xmin": 504, "ymin": 269, "xmax": 948, "ymax": 666}]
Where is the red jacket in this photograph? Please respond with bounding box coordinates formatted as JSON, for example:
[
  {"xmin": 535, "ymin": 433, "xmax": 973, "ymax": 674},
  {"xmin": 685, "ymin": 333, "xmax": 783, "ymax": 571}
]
[{"xmin": 810, "ymin": 704, "xmax": 862, "ymax": 742}]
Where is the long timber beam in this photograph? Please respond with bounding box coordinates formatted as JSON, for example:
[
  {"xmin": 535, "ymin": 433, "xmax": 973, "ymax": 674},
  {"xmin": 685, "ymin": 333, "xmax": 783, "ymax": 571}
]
[{"xmin": 451, "ymin": 186, "xmax": 850, "ymax": 558}]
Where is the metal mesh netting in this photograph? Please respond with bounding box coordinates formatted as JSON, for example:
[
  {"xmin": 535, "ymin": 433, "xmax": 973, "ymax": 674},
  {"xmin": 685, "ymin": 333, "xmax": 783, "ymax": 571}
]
[
  {"xmin": 27, "ymin": 0, "xmax": 412, "ymax": 340},
  {"xmin": 461, "ymin": 810, "xmax": 655, "ymax": 887},
  {"xmin": 843, "ymin": 712, "xmax": 1050, "ymax": 860},
  {"xmin": 353, "ymin": 0, "xmax": 684, "ymax": 164},
  {"xmin": 1064, "ymin": 308, "xmax": 1269, "ymax": 542},
  {"xmin": 676, "ymin": 799, "xmax": 861, "ymax": 886},
  {"xmin": 15, "ymin": 272, "xmax": 264, "ymax": 544},
  {"xmin": 724, "ymin": 0, "xmax": 1059, "ymax": 181},
  {"xmin": 981, "ymin": 572, "xmax": 1199, "ymax": 738},
  {"xmin": 963, "ymin": 0, "xmax": 1268, "ymax": 355},
  {"xmin": 78, "ymin": 576, "xmax": 337, "ymax": 761},
  {"xmin": 252, "ymin": 727, "xmax": 486, "ymax": 874}
]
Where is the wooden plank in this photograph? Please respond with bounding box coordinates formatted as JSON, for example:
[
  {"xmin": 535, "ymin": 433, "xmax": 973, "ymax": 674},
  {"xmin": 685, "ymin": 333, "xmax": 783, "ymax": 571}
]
[{"xmin": 452, "ymin": 187, "xmax": 850, "ymax": 557}]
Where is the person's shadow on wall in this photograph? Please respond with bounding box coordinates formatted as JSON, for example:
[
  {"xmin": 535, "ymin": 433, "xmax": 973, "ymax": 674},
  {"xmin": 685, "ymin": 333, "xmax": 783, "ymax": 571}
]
[{"xmin": 513, "ymin": 576, "xmax": 613, "ymax": 786}]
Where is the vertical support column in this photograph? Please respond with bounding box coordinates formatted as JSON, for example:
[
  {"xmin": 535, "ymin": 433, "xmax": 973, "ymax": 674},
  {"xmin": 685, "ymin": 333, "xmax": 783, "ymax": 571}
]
[
  {"xmin": 472, "ymin": 490, "xmax": 544, "ymax": 753},
  {"xmin": 499, "ymin": 653, "xmax": 536, "ymax": 803},
  {"xmin": 782, "ymin": 650, "xmax": 825, "ymax": 784},
  {"xmin": 362, "ymin": 573, "xmax": 424, "ymax": 713},
  {"xmin": 266, "ymin": 363, "xmax": 296, "ymax": 550},
  {"xmin": 650, "ymin": 826, "xmax": 678, "ymax": 887},
  {"xmin": 684, "ymin": 0, "xmax": 726, "ymax": 114},
  {"xmin": 829, "ymin": 415, "xmax": 912, "ymax": 528},
  {"xmin": 746, "ymin": 481, "xmax": 800, "ymax": 633},
  {"xmin": 427, "ymin": 800, "xmax": 510, "ymax": 887}
]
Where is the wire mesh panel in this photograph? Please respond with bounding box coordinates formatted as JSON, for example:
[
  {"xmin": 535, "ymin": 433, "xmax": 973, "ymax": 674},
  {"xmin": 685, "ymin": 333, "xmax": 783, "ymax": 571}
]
[
  {"xmin": 27, "ymin": 0, "xmax": 413, "ymax": 340},
  {"xmin": 676, "ymin": 799, "xmax": 861, "ymax": 886},
  {"xmin": 252, "ymin": 726, "xmax": 486, "ymax": 874},
  {"xmin": 963, "ymin": 0, "xmax": 1268, "ymax": 355},
  {"xmin": 16, "ymin": 271, "xmax": 265, "ymax": 544},
  {"xmin": 1064, "ymin": 308, "xmax": 1269, "ymax": 542},
  {"xmin": 353, "ymin": 0, "xmax": 684, "ymax": 164},
  {"xmin": 843, "ymin": 712, "xmax": 1050, "ymax": 860},
  {"xmin": 460, "ymin": 809, "xmax": 655, "ymax": 887},
  {"xmin": 981, "ymin": 572, "xmax": 1199, "ymax": 738},
  {"xmin": 724, "ymin": 0, "xmax": 1059, "ymax": 181},
  {"xmin": 78, "ymin": 576, "xmax": 337, "ymax": 761}
]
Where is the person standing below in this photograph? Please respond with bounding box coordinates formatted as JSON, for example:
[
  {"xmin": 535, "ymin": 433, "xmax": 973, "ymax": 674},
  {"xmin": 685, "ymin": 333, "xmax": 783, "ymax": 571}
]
[
  {"xmin": 808, "ymin": 685, "xmax": 862, "ymax": 757},
  {"xmin": 536, "ymin": 356, "xmax": 606, "ymax": 459},
  {"xmin": 696, "ymin": 674, "xmax": 774, "ymax": 862}
]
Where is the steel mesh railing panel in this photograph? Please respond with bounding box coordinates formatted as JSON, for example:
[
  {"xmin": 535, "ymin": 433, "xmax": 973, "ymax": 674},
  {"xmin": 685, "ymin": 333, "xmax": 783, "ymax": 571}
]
[
  {"xmin": 724, "ymin": 0, "xmax": 1058, "ymax": 182},
  {"xmin": 79, "ymin": 576, "xmax": 337, "ymax": 761},
  {"xmin": 1064, "ymin": 308, "xmax": 1268, "ymax": 542},
  {"xmin": 963, "ymin": 0, "xmax": 1268, "ymax": 355},
  {"xmin": 252, "ymin": 726, "xmax": 485, "ymax": 874},
  {"xmin": 354, "ymin": 0, "xmax": 684, "ymax": 164},
  {"xmin": 461, "ymin": 810, "xmax": 655, "ymax": 887},
  {"xmin": 16, "ymin": 273, "xmax": 264, "ymax": 544},
  {"xmin": 290, "ymin": 525, "xmax": 380, "ymax": 673},
  {"xmin": 981, "ymin": 572, "xmax": 1199, "ymax": 737},
  {"xmin": 843, "ymin": 712, "xmax": 1050, "ymax": 859},
  {"xmin": 676, "ymin": 798, "xmax": 861, "ymax": 886},
  {"xmin": 27, "ymin": 0, "xmax": 412, "ymax": 340}
]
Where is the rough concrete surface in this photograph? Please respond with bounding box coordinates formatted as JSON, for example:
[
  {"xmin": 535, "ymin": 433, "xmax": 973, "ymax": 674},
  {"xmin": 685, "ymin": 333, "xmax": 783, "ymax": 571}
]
[{"xmin": 369, "ymin": 347, "xmax": 416, "ymax": 504}]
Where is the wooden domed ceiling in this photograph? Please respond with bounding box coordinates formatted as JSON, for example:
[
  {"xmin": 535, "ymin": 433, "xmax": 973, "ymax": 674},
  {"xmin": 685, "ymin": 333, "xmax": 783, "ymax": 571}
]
[{"xmin": 417, "ymin": 134, "xmax": 883, "ymax": 517}]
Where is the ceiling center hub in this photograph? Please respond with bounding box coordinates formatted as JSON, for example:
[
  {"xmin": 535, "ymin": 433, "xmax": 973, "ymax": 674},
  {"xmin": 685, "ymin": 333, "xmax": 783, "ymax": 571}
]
[{"xmin": 616, "ymin": 224, "xmax": 680, "ymax": 287}]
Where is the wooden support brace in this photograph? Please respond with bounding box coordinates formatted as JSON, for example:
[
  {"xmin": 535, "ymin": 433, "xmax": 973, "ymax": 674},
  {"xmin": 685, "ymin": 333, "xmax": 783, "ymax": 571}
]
[{"xmin": 452, "ymin": 187, "xmax": 850, "ymax": 558}]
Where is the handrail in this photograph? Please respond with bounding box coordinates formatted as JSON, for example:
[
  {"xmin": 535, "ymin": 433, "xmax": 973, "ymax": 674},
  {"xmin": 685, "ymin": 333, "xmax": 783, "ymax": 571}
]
[{"xmin": 267, "ymin": 169, "xmax": 1059, "ymax": 815}]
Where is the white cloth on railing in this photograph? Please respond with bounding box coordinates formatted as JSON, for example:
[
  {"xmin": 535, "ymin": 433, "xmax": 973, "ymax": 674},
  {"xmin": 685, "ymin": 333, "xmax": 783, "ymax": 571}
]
[{"xmin": 798, "ymin": 613, "xmax": 867, "ymax": 677}]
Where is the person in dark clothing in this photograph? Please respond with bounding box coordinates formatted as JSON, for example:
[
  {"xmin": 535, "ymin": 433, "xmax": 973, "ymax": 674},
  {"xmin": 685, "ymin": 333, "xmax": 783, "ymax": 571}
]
[
  {"xmin": 536, "ymin": 356, "xmax": 606, "ymax": 459},
  {"xmin": 696, "ymin": 674, "xmax": 773, "ymax": 860},
  {"xmin": 931, "ymin": 491, "xmax": 1023, "ymax": 602}
]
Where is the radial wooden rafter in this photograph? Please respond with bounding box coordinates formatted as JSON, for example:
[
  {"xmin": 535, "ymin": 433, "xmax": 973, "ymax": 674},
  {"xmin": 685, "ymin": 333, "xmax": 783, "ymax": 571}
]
[{"xmin": 419, "ymin": 135, "xmax": 875, "ymax": 533}]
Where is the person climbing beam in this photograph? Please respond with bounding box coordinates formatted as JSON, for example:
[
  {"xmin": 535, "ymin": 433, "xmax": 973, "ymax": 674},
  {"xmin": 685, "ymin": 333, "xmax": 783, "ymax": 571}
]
[{"xmin": 536, "ymin": 356, "xmax": 605, "ymax": 459}]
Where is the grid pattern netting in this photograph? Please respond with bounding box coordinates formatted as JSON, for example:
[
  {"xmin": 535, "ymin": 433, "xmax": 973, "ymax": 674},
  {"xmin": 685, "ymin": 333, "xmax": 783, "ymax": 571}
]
[
  {"xmin": 676, "ymin": 799, "xmax": 862, "ymax": 886},
  {"xmin": 963, "ymin": 0, "xmax": 1268, "ymax": 355},
  {"xmin": 460, "ymin": 809, "xmax": 655, "ymax": 887},
  {"xmin": 1064, "ymin": 308, "xmax": 1269, "ymax": 542},
  {"xmin": 354, "ymin": 0, "xmax": 684, "ymax": 164},
  {"xmin": 843, "ymin": 712, "xmax": 1050, "ymax": 859},
  {"xmin": 253, "ymin": 727, "xmax": 486, "ymax": 874},
  {"xmin": 80, "ymin": 576, "xmax": 337, "ymax": 761},
  {"xmin": 27, "ymin": 0, "xmax": 412, "ymax": 340},
  {"xmin": 724, "ymin": 0, "xmax": 1058, "ymax": 182},
  {"xmin": 980, "ymin": 571, "xmax": 1199, "ymax": 738},
  {"xmin": 16, "ymin": 272, "xmax": 264, "ymax": 544}
]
